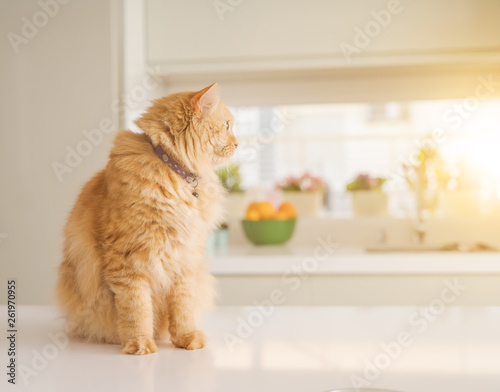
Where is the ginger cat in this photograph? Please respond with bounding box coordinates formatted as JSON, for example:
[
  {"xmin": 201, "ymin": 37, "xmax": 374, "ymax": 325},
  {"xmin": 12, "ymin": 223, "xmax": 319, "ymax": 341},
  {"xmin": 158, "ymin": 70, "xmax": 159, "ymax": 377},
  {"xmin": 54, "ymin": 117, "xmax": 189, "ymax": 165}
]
[{"xmin": 56, "ymin": 83, "xmax": 237, "ymax": 354}]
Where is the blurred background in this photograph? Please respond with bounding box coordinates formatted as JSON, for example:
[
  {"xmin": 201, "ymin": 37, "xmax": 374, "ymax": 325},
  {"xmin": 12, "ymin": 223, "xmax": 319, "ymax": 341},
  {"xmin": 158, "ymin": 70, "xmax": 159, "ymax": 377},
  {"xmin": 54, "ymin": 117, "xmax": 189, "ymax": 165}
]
[{"xmin": 2, "ymin": 0, "xmax": 500, "ymax": 306}]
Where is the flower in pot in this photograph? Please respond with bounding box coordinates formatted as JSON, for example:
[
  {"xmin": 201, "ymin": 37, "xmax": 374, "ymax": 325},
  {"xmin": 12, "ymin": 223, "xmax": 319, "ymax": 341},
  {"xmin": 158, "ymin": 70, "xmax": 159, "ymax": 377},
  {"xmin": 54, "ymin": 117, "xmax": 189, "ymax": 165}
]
[
  {"xmin": 276, "ymin": 173, "xmax": 326, "ymax": 217},
  {"xmin": 346, "ymin": 174, "xmax": 388, "ymax": 217}
]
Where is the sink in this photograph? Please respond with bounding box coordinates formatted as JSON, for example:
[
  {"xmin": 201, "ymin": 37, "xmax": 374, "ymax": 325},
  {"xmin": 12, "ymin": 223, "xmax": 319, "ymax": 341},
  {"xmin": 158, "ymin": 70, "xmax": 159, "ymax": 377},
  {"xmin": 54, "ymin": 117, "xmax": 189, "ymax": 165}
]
[{"xmin": 366, "ymin": 242, "xmax": 498, "ymax": 253}]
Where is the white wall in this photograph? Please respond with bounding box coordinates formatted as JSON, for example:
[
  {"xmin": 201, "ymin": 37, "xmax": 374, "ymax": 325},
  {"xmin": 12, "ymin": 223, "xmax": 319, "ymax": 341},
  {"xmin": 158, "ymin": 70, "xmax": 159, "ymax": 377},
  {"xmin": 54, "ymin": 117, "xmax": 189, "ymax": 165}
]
[
  {"xmin": 0, "ymin": 0, "xmax": 120, "ymax": 304},
  {"xmin": 147, "ymin": 0, "xmax": 500, "ymax": 106},
  {"xmin": 122, "ymin": 0, "xmax": 164, "ymax": 132}
]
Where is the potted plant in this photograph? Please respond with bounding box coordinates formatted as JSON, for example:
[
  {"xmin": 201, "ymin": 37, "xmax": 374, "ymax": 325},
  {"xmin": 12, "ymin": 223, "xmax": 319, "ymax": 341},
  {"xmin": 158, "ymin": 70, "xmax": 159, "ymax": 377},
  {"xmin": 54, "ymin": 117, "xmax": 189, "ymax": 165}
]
[
  {"xmin": 276, "ymin": 173, "xmax": 326, "ymax": 217},
  {"xmin": 402, "ymin": 143, "xmax": 451, "ymax": 221},
  {"xmin": 216, "ymin": 162, "xmax": 249, "ymax": 219},
  {"xmin": 346, "ymin": 174, "xmax": 388, "ymax": 216}
]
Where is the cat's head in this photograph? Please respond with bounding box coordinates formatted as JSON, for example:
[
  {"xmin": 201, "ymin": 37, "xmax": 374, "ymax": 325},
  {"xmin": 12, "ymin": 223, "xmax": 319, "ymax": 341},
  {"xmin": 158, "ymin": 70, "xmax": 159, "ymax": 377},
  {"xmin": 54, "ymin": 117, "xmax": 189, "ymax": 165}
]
[{"xmin": 136, "ymin": 83, "xmax": 237, "ymax": 169}]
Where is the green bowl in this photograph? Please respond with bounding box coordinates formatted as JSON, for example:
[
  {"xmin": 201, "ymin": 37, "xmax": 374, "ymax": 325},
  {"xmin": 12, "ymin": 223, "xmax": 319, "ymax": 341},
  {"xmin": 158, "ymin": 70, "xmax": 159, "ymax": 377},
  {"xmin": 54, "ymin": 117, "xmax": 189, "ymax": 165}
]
[{"xmin": 241, "ymin": 219, "xmax": 297, "ymax": 245}]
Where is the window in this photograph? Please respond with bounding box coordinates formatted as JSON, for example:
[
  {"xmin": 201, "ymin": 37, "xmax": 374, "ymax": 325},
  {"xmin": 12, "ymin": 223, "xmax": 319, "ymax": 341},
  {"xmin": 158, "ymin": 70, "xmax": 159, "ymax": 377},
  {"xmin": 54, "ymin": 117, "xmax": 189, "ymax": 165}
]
[{"xmin": 229, "ymin": 99, "xmax": 500, "ymax": 217}]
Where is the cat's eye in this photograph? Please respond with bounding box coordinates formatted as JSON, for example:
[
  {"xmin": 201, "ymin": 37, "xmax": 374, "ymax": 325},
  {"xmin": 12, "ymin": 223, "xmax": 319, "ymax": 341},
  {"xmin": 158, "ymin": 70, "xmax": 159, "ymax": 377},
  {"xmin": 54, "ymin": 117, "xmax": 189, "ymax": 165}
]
[{"xmin": 224, "ymin": 121, "xmax": 229, "ymax": 130}]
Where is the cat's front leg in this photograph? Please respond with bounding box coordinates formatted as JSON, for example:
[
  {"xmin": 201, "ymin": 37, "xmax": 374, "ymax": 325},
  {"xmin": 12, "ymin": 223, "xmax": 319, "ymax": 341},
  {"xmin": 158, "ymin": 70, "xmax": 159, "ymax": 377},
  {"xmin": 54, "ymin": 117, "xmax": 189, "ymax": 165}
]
[
  {"xmin": 167, "ymin": 276, "xmax": 207, "ymax": 350},
  {"xmin": 105, "ymin": 265, "xmax": 158, "ymax": 355}
]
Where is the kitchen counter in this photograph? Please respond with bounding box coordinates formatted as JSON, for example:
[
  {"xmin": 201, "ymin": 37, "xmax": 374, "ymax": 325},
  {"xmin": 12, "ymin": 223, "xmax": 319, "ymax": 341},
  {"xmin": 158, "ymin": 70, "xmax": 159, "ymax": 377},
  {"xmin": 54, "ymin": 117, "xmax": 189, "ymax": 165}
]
[
  {"xmin": 208, "ymin": 247, "xmax": 500, "ymax": 306},
  {"xmin": 5, "ymin": 305, "xmax": 500, "ymax": 392},
  {"xmin": 209, "ymin": 246, "xmax": 500, "ymax": 275}
]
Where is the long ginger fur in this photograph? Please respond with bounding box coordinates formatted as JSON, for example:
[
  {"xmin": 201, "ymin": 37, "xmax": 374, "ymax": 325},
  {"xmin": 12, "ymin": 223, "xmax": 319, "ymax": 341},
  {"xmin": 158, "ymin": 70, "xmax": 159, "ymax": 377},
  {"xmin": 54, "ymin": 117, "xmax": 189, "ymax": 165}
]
[{"xmin": 56, "ymin": 83, "xmax": 237, "ymax": 354}]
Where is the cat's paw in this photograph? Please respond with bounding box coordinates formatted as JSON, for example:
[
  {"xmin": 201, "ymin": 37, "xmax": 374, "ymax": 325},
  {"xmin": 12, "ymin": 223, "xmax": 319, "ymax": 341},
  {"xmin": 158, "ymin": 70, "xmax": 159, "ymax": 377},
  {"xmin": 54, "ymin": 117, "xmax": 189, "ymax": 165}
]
[
  {"xmin": 122, "ymin": 337, "xmax": 158, "ymax": 355},
  {"xmin": 172, "ymin": 330, "xmax": 207, "ymax": 350}
]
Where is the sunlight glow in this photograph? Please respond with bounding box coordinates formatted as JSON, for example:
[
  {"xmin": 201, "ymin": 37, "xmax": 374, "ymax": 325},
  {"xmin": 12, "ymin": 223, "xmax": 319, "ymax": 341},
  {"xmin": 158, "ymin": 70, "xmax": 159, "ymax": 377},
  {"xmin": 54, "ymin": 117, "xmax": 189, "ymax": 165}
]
[{"xmin": 460, "ymin": 132, "xmax": 500, "ymax": 198}]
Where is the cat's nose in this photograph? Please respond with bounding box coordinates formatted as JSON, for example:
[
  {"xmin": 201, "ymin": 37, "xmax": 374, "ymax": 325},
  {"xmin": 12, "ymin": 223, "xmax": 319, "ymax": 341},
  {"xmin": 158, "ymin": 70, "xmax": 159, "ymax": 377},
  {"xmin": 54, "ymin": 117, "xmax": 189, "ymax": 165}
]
[{"xmin": 234, "ymin": 143, "xmax": 238, "ymax": 148}]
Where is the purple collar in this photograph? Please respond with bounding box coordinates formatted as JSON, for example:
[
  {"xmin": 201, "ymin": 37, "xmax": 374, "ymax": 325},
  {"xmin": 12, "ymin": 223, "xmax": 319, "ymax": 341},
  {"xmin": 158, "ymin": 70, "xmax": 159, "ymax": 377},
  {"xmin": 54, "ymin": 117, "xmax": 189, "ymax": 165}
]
[{"xmin": 149, "ymin": 140, "xmax": 200, "ymax": 198}]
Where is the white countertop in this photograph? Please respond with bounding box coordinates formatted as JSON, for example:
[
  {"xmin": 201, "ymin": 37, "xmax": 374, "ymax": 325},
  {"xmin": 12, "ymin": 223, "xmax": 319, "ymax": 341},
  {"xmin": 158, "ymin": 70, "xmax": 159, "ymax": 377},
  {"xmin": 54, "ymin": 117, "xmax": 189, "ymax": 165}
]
[
  {"xmin": 209, "ymin": 246, "xmax": 500, "ymax": 275},
  {"xmin": 6, "ymin": 305, "xmax": 500, "ymax": 392}
]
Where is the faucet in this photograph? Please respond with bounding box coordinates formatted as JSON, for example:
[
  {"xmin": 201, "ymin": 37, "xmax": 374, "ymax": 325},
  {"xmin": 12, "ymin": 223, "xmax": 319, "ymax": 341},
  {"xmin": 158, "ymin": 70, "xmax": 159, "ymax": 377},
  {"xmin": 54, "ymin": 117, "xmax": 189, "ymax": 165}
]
[{"xmin": 414, "ymin": 221, "xmax": 426, "ymax": 245}]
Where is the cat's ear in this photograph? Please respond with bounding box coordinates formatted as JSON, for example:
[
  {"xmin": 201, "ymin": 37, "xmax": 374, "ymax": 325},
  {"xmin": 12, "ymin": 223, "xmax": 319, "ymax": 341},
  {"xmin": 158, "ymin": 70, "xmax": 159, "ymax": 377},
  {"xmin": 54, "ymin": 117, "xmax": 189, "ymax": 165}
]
[{"xmin": 192, "ymin": 82, "xmax": 219, "ymax": 115}]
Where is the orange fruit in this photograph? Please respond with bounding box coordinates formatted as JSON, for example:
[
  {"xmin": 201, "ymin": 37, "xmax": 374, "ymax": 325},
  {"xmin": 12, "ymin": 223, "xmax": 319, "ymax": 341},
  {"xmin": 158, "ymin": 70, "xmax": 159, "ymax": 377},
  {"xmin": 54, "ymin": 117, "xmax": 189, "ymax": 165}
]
[
  {"xmin": 275, "ymin": 211, "xmax": 290, "ymax": 220},
  {"xmin": 246, "ymin": 202, "xmax": 258, "ymax": 212},
  {"xmin": 246, "ymin": 209, "xmax": 260, "ymax": 221},
  {"xmin": 256, "ymin": 201, "xmax": 276, "ymax": 220},
  {"xmin": 278, "ymin": 202, "xmax": 297, "ymax": 219},
  {"xmin": 246, "ymin": 202, "xmax": 261, "ymax": 220}
]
